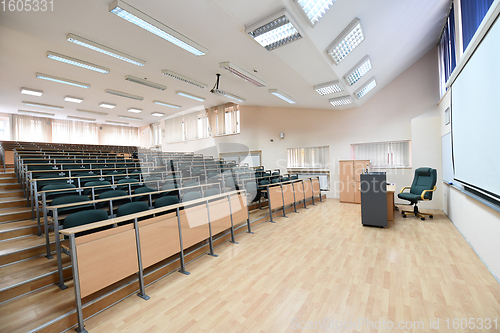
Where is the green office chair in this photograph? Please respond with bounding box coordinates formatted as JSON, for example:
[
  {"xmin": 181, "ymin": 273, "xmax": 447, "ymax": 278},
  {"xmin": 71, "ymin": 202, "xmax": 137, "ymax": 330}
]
[{"xmin": 398, "ymin": 167, "xmax": 437, "ymax": 220}]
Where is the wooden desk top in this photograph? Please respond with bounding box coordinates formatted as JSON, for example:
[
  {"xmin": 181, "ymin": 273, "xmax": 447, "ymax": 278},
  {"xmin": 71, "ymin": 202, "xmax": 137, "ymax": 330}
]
[{"xmin": 387, "ymin": 184, "xmax": 396, "ymax": 193}]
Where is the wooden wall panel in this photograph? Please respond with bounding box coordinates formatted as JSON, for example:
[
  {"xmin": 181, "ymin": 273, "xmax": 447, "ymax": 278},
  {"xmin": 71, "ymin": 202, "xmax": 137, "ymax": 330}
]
[
  {"xmin": 293, "ymin": 181, "xmax": 306, "ymax": 203},
  {"xmin": 268, "ymin": 186, "xmax": 283, "ymax": 210},
  {"xmin": 208, "ymin": 198, "xmax": 232, "ymax": 235},
  {"xmin": 77, "ymin": 227, "xmax": 138, "ymax": 298},
  {"xmin": 139, "ymin": 216, "xmax": 180, "ymax": 268},
  {"xmin": 180, "ymin": 205, "xmax": 210, "ymax": 249},
  {"xmin": 312, "ymin": 178, "xmax": 321, "ymax": 196},
  {"xmin": 230, "ymin": 194, "xmax": 248, "ymax": 224},
  {"xmin": 282, "ymin": 184, "xmax": 295, "ymax": 206},
  {"xmin": 302, "ymin": 179, "xmax": 313, "ymax": 198}
]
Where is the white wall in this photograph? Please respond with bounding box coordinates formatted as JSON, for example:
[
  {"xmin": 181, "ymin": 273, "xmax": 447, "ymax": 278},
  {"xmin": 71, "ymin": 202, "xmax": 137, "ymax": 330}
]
[
  {"xmin": 157, "ymin": 48, "xmax": 442, "ymax": 208},
  {"xmin": 439, "ymin": 89, "xmax": 500, "ymax": 281}
]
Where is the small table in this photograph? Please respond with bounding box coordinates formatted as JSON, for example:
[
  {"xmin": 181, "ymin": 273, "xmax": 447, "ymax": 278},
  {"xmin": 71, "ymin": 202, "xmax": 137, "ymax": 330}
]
[{"xmin": 386, "ymin": 184, "xmax": 396, "ymax": 221}]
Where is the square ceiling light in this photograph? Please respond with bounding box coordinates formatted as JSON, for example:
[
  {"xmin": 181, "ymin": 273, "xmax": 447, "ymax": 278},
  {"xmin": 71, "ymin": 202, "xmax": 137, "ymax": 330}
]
[
  {"xmin": 344, "ymin": 55, "xmax": 372, "ymax": 86},
  {"xmin": 329, "ymin": 95, "xmax": 353, "ymax": 106},
  {"xmin": 296, "ymin": 0, "xmax": 336, "ymax": 26},
  {"xmin": 246, "ymin": 9, "xmax": 302, "ymax": 51},
  {"xmin": 314, "ymin": 80, "xmax": 343, "ymax": 96},
  {"xmin": 326, "ymin": 18, "xmax": 364, "ymax": 64},
  {"xmin": 355, "ymin": 77, "xmax": 377, "ymax": 99}
]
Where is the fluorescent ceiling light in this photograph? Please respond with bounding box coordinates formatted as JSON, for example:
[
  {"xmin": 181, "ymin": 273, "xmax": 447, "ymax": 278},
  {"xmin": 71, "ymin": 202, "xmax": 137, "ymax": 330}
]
[
  {"xmin": 355, "ymin": 77, "xmax": 377, "ymax": 99},
  {"xmin": 153, "ymin": 100, "xmax": 181, "ymax": 109},
  {"xmin": 125, "ymin": 75, "xmax": 167, "ymax": 91},
  {"xmin": 99, "ymin": 102, "xmax": 116, "ymax": 109},
  {"xmin": 128, "ymin": 108, "xmax": 142, "ymax": 113},
  {"xmin": 118, "ymin": 115, "xmax": 142, "ymax": 121},
  {"xmin": 344, "ymin": 55, "xmax": 372, "ymax": 86},
  {"xmin": 151, "ymin": 112, "xmax": 165, "ymax": 117},
  {"xmin": 297, "ymin": 0, "xmax": 336, "ymax": 26},
  {"xmin": 22, "ymin": 101, "xmax": 63, "ymax": 110},
  {"xmin": 106, "ymin": 120, "xmax": 129, "ymax": 125},
  {"xmin": 109, "ymin": 0, "xmax": 207, "ymax": 56},
  {"xmin": 21, "ymin": 88, "xmax": 43, "ymax": 97},
  {"xmin": 66, "ymin": 33, "xmax": 146, "ymax": 66},
  {"xmin": 46, "ymin": 51, "xmax": 110, "ymax": 74},
  {"xmin": 211, "ymin": 89, "xmax": 245, "ymax": 103},
  {"xmin": 77, "ymin": 109, "xmax": 109, "ymax": 116},
  {"xmin": 327, "ymin": 18, "xmax": 365, "ymax": 64},
  {"xmin": 105, "ymin": 89, "xmax": 144, "ymax": 101},
  {"xmin": 67, "ymin": 116, "xmax": 96, "ymax": 122},
  {"xmin": 219, "ymin": 62, "xmax": 266, "ymax": 87},
  {"xmin": 314, "ymin": 80, "xmax": 344, "ymax": 96},
  {"xmin": 329, "ymin": 95, "xmax": 353, "ymax": 106},
  {"xmin": 161, "ymin": 70, "xmax": 208, "ymax": 89},
  {"xmin": 176, "ymin": 91, "xmax": 205, "ymax": 102},
  {"xmin": 64, "ymin": 96, "xmax": 83, "ymax": 103},
  {"xmin": 246, "ymin": 9, "xmax": 302, "ymax": 51},
  {"xmin": 269, "ymin": 89, "xmax": 296, "ymax": 104},
  {"xmin": 36, "ymin": 73, "xmax": 90, "ymax": 89},
  {"xmin": 18, "ymin": 109, "xmax": 55, "ymax": 117}
]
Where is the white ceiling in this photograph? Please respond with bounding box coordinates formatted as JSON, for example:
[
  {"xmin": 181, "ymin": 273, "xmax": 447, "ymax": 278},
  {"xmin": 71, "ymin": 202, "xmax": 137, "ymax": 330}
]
[{"xmin": 0, "ymin": 0, "xmax": 451, "ymax": 127}]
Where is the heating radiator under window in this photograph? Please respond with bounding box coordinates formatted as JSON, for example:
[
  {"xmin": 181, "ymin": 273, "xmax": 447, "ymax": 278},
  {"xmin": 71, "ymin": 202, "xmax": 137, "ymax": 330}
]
[{"xmin": 297, "ymin": 174, "xmax": 329, "ymax": 191}]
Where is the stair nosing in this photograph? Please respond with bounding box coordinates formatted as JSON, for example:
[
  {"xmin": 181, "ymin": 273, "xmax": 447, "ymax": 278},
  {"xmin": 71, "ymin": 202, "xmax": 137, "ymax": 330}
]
[
  {"xmin": 0, "ymin": 238, "xmax": 58, "ymax": 257},
  {"xmin": 0, "ymin": 264, "xmax": 72, "ymax": 293},
  {"xmin": 0, "ymin": 224, "xmax": 39, "ymax": 235}
]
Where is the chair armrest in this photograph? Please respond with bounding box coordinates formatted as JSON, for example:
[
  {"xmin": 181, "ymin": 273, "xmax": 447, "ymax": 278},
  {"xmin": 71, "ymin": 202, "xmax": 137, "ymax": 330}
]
[
  {"xmin": 399, "ymin": 186, "xmax": 411, "ymax": 194},
  {"xmin": 420, "ymin": 186, "xmax": 437, "ymax": 200}
]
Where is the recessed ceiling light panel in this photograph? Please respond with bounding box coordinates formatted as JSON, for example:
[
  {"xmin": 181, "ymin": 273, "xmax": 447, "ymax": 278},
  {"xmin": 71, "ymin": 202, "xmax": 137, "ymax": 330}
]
[
  {"xmin": 296, "ymin": 0, "xmax": 337, "ymax": 26},
  {"xmin": 64, "ymin": 96, "xmax": 84, "ymax": 103},
  {"xmin": 109, "ymin": 0, "xmax": 207, "ymax": 56},
  {"xmin": 176, "ymin": 91, "xmax": 205, "ymax": 102},
  {"xmin": 269, "ymin": 89, "xmax": 296, "ymax": 104},
  {"xmin": 106, "ymin": 120, "xmax": 129, "ymax": 125},
  {"xmin": 327, "ymin": 18, "xmax": 365, "ymax": 64},
  {"xmin": 118, "ymin": 115, "xmax": 142, "ymax": 121},
  {"xmin": 161, "ymin": 70, "xmax": 208, "ymax": 89},
  {"xmin": 46, "ymin": 51, "xmax": 110, "ymax": 74},
  {"xmin": 99, "ymin": 103, "xmax": 116, "ymax": 109},
  {"xmin": 151, "ymin": 112, "xmax": 165, "ymax": 117},
  {"xmin": 21, "ymin": 88, "xmax": 43, "ymax": 97},
  {"xmin": 36, "ymin": 73, "xmax": 90, "ymax": 89},
  {"xmin": 22, "ymin": 101, "xmax": 63, "ymax": 110},
  {"xmin": 125, "ymin": 75, "xmax": 167, "ymax": 91},
  {"xmin": 219, "ymin": 62, "xmax": 266, "ymax": 87},
  {"xmin": 18, "ymin": 109, "xmax": 55, "ymax": 117},
  {"xmin": 67, "ymin": 115, "xmax": 96, "ymax": 122},
  {"xmin": 153, "ymin": 100, "xmax": 181, "ymax": 109},
  {"xmin": 314, "ymin": 80, "xmax": 344, "ymax": 96},
  {"xmin": 344, "ymin": 55, "xmax": 372, "ymax": 86},
  {"xmin": 67, "ymin": 33, "xmax": 146, "ymax": 66},
  {"xmin": 128, "ymin": 108, "xmax": 142, "ymax": 113},
  {"xmin": 105, "ymin": 89, "xmax": 144, "ymax": 101},
  {"xmin": 246, "ymin": 9, "xmax": 302, "ymax": 51},
  {"xmin": 77, "ymin": 109, "xmax": 109, "ymax": 116},
  {"xmin": 329, "ymin": 95, "xmax": 353, "ymax": 106},
  {"xmin": 355, "ymin": 77, "xmax": 377, "ymax": 99}
]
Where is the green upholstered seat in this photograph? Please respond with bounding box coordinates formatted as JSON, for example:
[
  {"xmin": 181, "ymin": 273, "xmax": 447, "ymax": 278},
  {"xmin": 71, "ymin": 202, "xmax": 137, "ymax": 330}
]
[
  {"xmin": 245, "ymin": 182, "xmax": 259, "ymax": 202},
  {"xmin": 83, "ymin": 181, "xmax": 112, "ymax": 195},
  {"xmin": 116, "ymin": 178, "xmax": 139, "ymax": 191},
  {"xmin": 41, "ymin": 184, "xmax": 77, "ymax": 200},
  {"xmin": 63, "ymin": 209, "xmax": 109, "ymax": 237},
  {"xmin": 204, "ymin": 188, "xmax": 220, "ymax": 197},
  {"xmin": 398, "ymin": 167, "xmax": 437, "ymax": 220},
  {"xmin": 117, "ymin": 201, "xmax": 149, "ymax": 217},
  {"xmin": 271, "ymin": 178, "xmax": 281, "ymax": 184},
  {"xmin": 97, "ymin": 190, "xmax": 130, "ymax": 209},
  {"xmin": 50, "ymin": 195, "xmax": 93, "ymax": 215},
  {"xmin": 182, "ymin": 191, "xmax": 202, "ymax": 202},
  {"xmin": 290, "ymin": 175, "xmax": 298, "ymax": 180},
  {"xmin": 133, "ymin": 186, "xmax": 157, "ymax": 202},
  {"xmin": 224, "ymin": 177, "xmax": 236, "ymax": 188},
  {"xmin": 281, "ymin": 177, "xmax": 290, "ymax": 182},
  {"xmin": 154, "ymin": 196, "xmax": 179, "ymax": 208},
  {"xmin": 183, "ymin": 180, "xmax": 199, "ymax": 187}
]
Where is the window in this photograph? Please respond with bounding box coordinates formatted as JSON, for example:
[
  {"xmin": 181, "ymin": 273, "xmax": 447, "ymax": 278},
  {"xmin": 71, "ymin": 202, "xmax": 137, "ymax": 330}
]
[
  {"xmin": 207, "ymin": 103, "xmax": 240, "ymax": 136},
  {"xmin": 150, "ymin": 122, "xmax": 161, "ymax": 146},
  {"xmin": 461, "ymin": 0, "xmax": 495, "ymax": 52},
  {"xmin": 287, "ymin": 146, "xmax": 329, "ymax": 169},
  {"xmin": 438, "ymin": 3, "xmax": 457, "ymax": 97},
  {"xmin": 0, "ymin": 117, "xmax": 9, "ymax": 140},
  {"xmin": 352, "ymin": 141, "xmax": 411, "ymax": 168}
]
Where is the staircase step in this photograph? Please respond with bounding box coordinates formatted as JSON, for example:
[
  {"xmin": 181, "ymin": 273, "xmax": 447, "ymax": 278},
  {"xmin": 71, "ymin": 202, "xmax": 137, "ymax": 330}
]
[
  {"xmin": 0, "ymin": 178, "xmax": 18, "ymax": 184},
  {"xmin": 0, "ymin": 207, "xmax": 32, "ymax": 223},
  {"xmin": 0, "ymin": 198, "xmax": 28, "ymax": 209},
  {"xmin": 0, "ymin": 184, "xmax": 21, "ymax": 191},
  {"xmin": 0, "ymin": 233, "xmax": 59, "ymax": 266},
  {"xmin": 0, "ymin": 255, "xmax": 71, "ymax": 303},
  {"xmin": 0, "ymin": 172, "xmax": 16, "ymax": 179},
  {"xmin": 0, "ymin": 220, "xmax": 42, "ymax": 241},
  {"xmin": 0, "ymin": 190, "xmax": 24, "ymax": 199}
]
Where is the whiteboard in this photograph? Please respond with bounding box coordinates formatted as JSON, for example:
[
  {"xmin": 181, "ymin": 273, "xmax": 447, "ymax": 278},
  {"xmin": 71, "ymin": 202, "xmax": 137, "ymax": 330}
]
[{"xmin": 441, "ymin": 132, "xmax": 453, "ymax": 183}]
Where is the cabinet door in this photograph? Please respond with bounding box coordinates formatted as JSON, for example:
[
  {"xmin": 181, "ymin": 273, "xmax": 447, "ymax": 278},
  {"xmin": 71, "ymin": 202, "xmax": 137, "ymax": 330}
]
[
  {"xmin": 339, "ymin": 161, "xmax": 354, "ymax": 182},
  {"xmin": 340, "ymin": 181, "xmax": 355, "ymax": 203},
  {"xmin": 354, "ymin": 181, "xmax": 361, "ymax": 204},
  {"xmin": 354, "ymin": 160, "xmax": 370, "ymax": 182}
]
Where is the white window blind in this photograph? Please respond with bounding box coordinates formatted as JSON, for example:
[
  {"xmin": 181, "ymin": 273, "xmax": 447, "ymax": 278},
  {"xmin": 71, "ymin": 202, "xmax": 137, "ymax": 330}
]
[
  {"xmin": 99, "ymin": 124, "xmax": 139, "ymax": 146},
  {"xmin": 150, "ymin": 122, "xmax": 161, "ymax": 146},
  {"xmin": 207, "ymin": 103, "xmax": 240, "ymax": 136},
  {"xmin": 52, "ymin": 119, "xmax": 99, "ymax": 144},
  {"xmin": 11, "ymin": 114, "xmax": 52, "ymax": 142},
  {"xmin": 287, "ymin": 146, "xmax": 329, "ymax": 169},
  {"xmin": 0, "ymin": 116, "xmax": 10, "ymax": 140},
  {"xmin": 352, "ymin": 141, "xmax": 411, "ymax": 168},
  {"xmin": 164, "ymin": 115, "xmax": 184, "ymax": 143}
]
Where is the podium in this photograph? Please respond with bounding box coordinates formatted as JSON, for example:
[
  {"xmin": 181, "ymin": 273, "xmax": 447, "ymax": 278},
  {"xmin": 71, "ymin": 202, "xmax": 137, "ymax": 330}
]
[{"xmin": 360, "ymin": 173, "xmax": 388, "ymax": 227}]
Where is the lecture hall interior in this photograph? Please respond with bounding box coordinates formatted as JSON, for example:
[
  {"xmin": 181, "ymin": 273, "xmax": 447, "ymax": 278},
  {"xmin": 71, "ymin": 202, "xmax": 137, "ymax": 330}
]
[{"xmin": 1, "ymin": 0, "xmax": 500, "ymax": 332}]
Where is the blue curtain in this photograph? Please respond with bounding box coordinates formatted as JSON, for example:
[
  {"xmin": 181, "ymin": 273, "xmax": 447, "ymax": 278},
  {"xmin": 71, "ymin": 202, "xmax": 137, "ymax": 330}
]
[
  {"xmin": 439, "ymin": 4, "xmax": 457, "ymax": 87},
  {"xmin": 461, "ymin": 0, "xmax": 495, "ymax": 51}
]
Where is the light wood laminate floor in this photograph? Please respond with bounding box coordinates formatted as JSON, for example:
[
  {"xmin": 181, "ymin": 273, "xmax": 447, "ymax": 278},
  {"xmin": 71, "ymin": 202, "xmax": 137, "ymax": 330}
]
[{"xmin": 84, "ymin": 199, "xmax": 500, "ymax": 332}]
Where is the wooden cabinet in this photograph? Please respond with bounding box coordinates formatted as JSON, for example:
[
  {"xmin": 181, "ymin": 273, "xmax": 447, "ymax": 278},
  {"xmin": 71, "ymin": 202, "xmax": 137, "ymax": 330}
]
[{"xmin": 339, "ymin": 160, "xmax": 370, "ymax": 204}]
